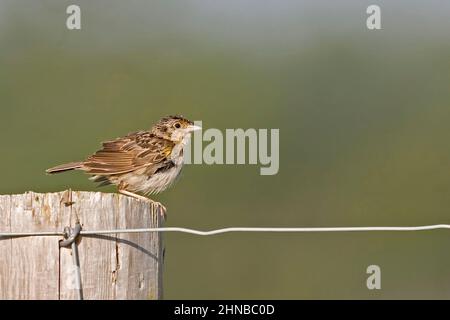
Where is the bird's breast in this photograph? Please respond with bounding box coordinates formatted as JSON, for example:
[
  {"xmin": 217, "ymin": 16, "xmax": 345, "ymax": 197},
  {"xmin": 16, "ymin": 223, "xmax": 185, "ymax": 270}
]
[
  {"xmin": 169, "ymin": 136, "xmax": 189, "ymax": 165},
  {"xmin": 142, "ymin": 163, "xmax": 183, "ymax": 194}
]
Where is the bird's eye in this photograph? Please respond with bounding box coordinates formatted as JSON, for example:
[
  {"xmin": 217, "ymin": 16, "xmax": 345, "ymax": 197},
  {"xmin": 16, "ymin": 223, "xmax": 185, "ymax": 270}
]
[{"xmin": 174, "ymin": 123, "xmax": 181, "ymax": 129}]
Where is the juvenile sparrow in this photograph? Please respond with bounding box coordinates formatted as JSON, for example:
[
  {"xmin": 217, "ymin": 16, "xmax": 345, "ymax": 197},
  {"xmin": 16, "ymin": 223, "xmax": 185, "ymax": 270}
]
[{"xmin": 46, "ymin": 115, "xmax": 201, "ymax": 216}]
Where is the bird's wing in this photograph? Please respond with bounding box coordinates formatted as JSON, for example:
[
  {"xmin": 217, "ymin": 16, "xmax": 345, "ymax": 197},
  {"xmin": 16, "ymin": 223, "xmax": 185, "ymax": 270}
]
[{"xmin": 83, "ymin": 131, "xmax": 174, "ymax": 175}]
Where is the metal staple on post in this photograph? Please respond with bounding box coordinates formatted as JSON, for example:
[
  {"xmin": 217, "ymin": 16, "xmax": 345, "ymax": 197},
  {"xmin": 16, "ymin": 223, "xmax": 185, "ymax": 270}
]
[{"xmin": 59, "ymin": 222, "xmax": 83, "ymax": 300}]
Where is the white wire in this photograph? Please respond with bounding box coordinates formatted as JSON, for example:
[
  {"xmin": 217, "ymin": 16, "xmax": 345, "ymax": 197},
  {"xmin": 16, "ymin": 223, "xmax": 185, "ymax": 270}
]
[
  {"xmin": 80, "ymin": 224, "xmax": 450, "ymax": 236},
  {"xmin": 2, "ymin": 224, "xmax": 450, "ymax": 238},
  {"xmin": 0, "ymin": 231, "xmax": 64, "ymax": 237}
]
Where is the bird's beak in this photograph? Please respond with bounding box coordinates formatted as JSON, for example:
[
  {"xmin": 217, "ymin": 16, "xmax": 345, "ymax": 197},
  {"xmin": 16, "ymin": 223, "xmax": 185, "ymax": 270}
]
[{"xmin": 186, "ymin": 124, "xmax": 202, "ymax": 132}]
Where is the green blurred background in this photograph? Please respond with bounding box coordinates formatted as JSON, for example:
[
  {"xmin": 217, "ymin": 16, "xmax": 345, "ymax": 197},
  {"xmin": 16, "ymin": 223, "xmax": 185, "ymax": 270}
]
[{"xmin": 1, "ymin": 0, "xmax": 450, "ymax": 299}]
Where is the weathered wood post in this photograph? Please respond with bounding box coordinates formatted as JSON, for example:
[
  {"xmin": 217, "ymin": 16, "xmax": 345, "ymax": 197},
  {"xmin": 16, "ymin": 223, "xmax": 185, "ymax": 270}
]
[{"xmin": 0, "ymin": 190, "xmax": 163, "ymax": 300}]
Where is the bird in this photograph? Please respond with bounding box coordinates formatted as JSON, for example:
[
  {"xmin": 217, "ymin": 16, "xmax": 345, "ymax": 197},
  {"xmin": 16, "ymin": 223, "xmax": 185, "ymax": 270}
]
[{"xmin": 46, "ymin": 115, "xmax": 201, "ymax": 217}]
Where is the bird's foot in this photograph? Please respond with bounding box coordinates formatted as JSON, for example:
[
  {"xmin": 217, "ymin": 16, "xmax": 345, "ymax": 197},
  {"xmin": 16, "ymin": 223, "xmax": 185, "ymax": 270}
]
[{"xmin": 147, "ymin": 199, "xmax": 167, "ymax": 221}]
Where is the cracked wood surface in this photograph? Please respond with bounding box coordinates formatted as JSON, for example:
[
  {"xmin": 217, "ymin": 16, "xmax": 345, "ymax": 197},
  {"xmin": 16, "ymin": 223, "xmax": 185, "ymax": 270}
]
[{"xmin": 0, "ymin": 191, "xmax": 163, "ymax": 300}]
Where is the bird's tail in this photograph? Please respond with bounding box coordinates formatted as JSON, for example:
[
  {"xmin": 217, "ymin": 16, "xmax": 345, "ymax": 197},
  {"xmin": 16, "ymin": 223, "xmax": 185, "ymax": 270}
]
[{"xmin": 46, "ymin": 161, "xmax": 83, "ymax": 174}]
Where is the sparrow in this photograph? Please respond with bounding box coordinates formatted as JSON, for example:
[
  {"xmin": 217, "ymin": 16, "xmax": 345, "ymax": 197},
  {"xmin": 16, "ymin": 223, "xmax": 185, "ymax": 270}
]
[{"xmin": 46, "ymin": 115, "xmax": 201, "ymax": 217}]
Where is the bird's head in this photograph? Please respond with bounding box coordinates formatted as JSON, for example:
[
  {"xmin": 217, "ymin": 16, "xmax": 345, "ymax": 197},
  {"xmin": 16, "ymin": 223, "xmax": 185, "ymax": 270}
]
[{"xmin": 152, "ymin": 115, "xmax": 201, "ymax": 142}]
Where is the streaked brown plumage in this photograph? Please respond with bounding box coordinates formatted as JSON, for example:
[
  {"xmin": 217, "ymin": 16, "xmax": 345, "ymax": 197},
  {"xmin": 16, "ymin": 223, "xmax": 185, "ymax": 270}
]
[{"xmin": 46, "ymin": 115, "xmax": 201, "ymax": 216}]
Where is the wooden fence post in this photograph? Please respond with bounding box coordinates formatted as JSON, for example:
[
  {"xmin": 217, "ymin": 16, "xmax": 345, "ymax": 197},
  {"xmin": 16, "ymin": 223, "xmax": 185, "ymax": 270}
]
[{"xmin": 0, "ymin": 190, "xmax": 164, "ymax": 300}]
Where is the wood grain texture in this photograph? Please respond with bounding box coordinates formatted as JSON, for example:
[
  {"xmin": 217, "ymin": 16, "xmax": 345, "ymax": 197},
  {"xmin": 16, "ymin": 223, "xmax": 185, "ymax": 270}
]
[
  {"xmin": 7, "ymin": 193, "xmax": 61, "ymax": 299},
  {"xmin": 0, "ymin": 191, "xmax": 163, "ymax": 300},
  {"xmin": 0, "ymin": 195, "xmax": 11, "ymax": 300},
  {"xmin": 115, "ymin": 195, "xmax": 164, "ymax": 299}
]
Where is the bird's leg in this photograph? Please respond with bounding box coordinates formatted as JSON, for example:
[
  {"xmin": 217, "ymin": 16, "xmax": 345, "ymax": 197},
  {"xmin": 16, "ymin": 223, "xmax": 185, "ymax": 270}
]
[
  {"xmin": 119, "ymin": 189, "xmax": 149, "ymax": 201},
  {"xmin": 118, "ymin": 189, "xmax": 167, "ymax": 220}
]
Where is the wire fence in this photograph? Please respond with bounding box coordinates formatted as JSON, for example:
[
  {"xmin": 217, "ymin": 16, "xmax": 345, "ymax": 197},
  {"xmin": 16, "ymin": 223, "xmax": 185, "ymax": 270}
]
[
  {"xmin": 2, "ymin": 223, "xmax": 450, "ymax": 300},
  {"xmin": 2, "ymin": 224, "xmax": 450, "ymax": 238},
  {"xmin": 4, "ymin": 192, "xmax": 448, "ymax": 300}
]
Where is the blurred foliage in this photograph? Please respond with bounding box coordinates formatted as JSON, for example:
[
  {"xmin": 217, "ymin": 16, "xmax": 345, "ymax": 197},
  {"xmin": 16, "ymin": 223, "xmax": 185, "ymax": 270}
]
[{"xmin": 1, "ymin": 0, "xmax": 450, "ymax": 298}]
